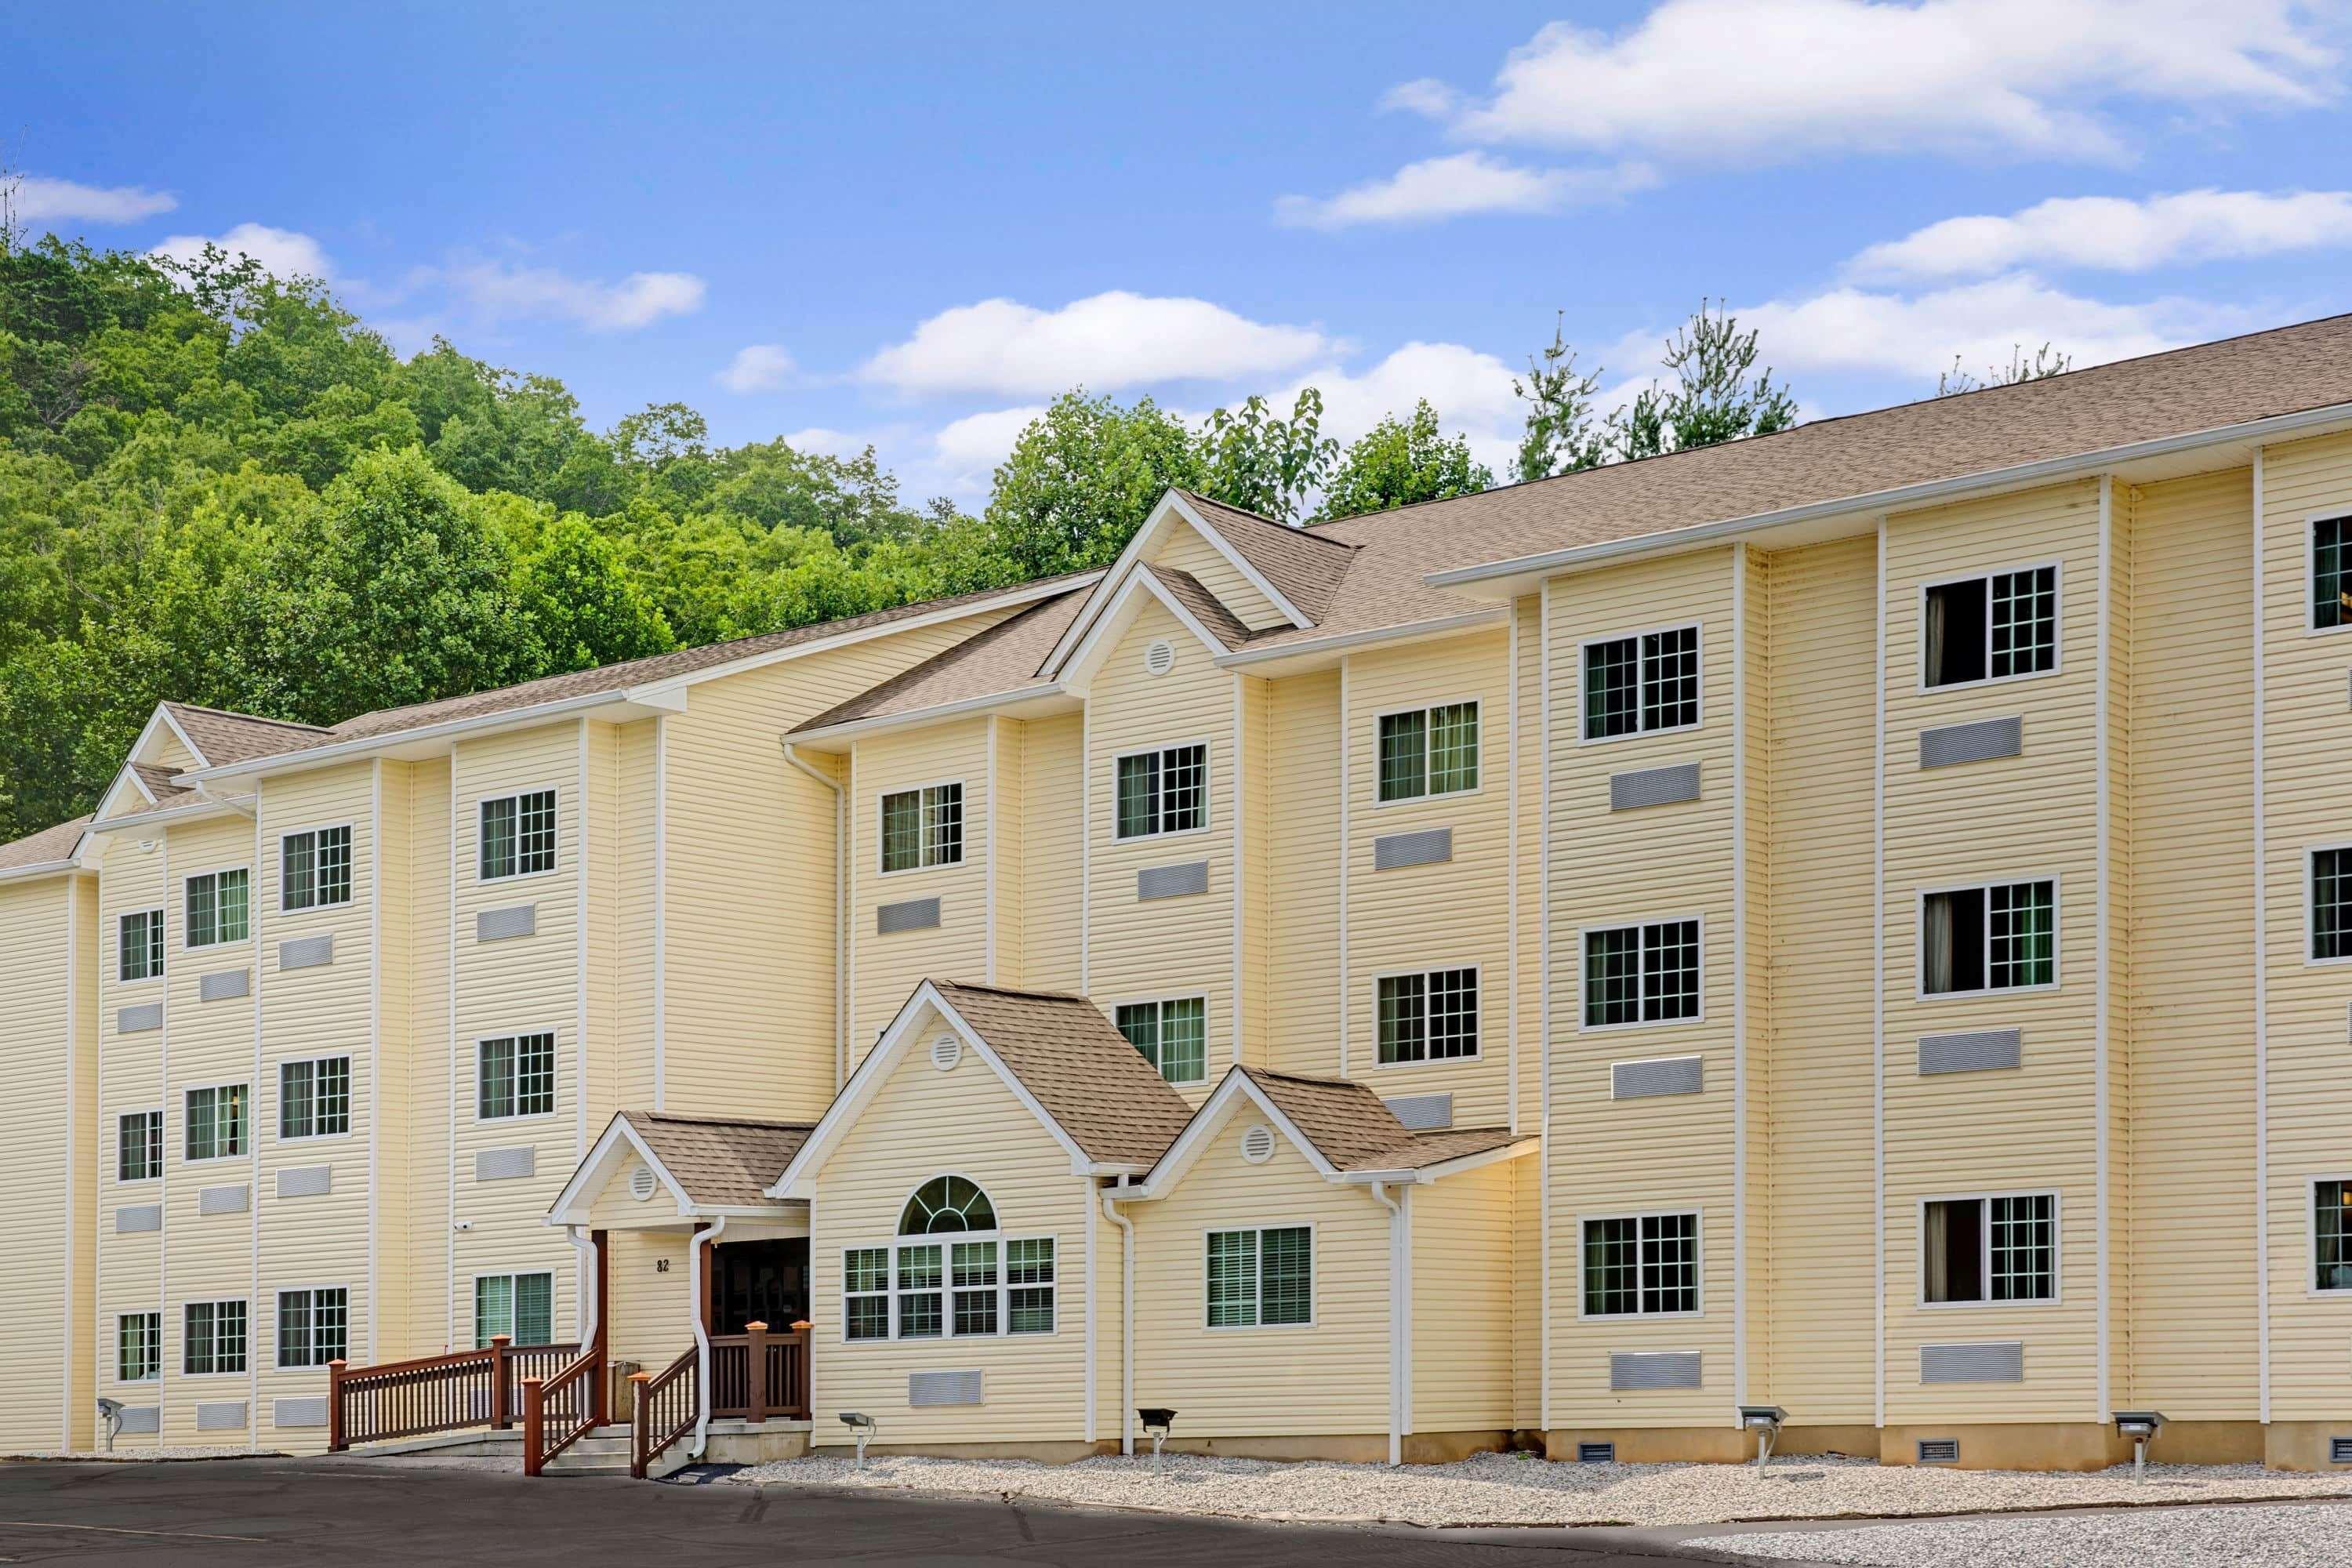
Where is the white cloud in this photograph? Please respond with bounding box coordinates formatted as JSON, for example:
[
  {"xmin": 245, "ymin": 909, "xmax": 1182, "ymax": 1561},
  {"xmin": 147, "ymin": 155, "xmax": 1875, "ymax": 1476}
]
[
  {"xmin": 1851, "ymin": 188, "xmax": 2352, "ymax": 280},
  {"xmin": 442, "ymin": 261, "xmax": 706, "ymax": 332},
  {"xmin": 930, "ymin": 405, "xmax": 1047, "ymax": 485},
  {"xmin": 151, "ymin": 223, "xmax": 332, "ymax": 281},
  {"xmin": 1379, "ymin": 78, "xmax": 1461, "ymax": 118},
  {"xmin": 1269, "ymin": 340, "xmax": 1526, "ymax": 477},
  {"xmin": 718, "ymin": 343, "xmax": 797, "ymax": 392},
  {"xmin": 13, "ymin": 175, "xmax": 176, "ymax": 224},
  {"xmin": 861, "ymin": 292, "xmax": 1333, "ymax": 398},
  {"xmin": 1274, "ymin": 152, "xmax": 1654, "ymax": 230},
  {"xmin": 1409, "ymin": 1, "xmax": 2336, "ymax": 165}
]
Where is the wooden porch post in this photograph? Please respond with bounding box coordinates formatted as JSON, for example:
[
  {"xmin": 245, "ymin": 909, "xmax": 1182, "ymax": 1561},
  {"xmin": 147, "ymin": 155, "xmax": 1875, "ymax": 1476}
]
[
  {"xmin": 629, "ymin": 1371, "xmax": 652, "ymax": 1480},
  {"xmin": 327, "ymin": 1359, "xmax": 347, "ymax": 1451},
  {"xmin": 744, "ymin": 1321, "xmax": 768, "ymax": 1425},
  {"xmin": 590, "ymin": 1229, "xmax": 612, "ymax": 1427},
  {"xmin": 520, "ymin": 1377, "xmax": 544, "ymax": 1477},
  {"xmin": 488, "ymin": 1335, "xmax": 514, "ymax": 1429}
]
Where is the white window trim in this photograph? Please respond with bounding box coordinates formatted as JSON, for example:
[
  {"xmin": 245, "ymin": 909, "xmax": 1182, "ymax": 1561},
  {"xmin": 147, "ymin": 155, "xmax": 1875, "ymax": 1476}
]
[
  {"xmin": 1575, "ymin": 914, "xmax": 1708, "ymax": 1034},
  {"xmin": 277, "ymin": 821, "xmax": 357, "ymax": 916},
  {"xmin": 1574, "ymin": 1207, "xmax": 1707, "ymax": 1320},
  {"xmin": 1110, "ymin": 739, "xmax": 1215, "ymax": 842},
  {"xmin": 472, "ymin": 1027, "xmax": 563, "ymax": 1124},
  {"xmin": 469, "ymin": 1269, "xmax": 560, "ymax": 1347},
  {"xmin": 841, "ymin": 1231, "xmax": 1062, "ymax": 1344},
  {"xmin": 2304, "ymin": 1175, "xmax": 2352, "ymax": 1298},
  {"xmin": 180, "ymin": 865, "xmax": 253, "ymax": 950},
  {"xmin": 116, "ymin": 1107, "xmax": 164, "ymax": 1184},
  {"xmin": 475, "ymin": 785, "xmax": 563, "ymax": 884},
  {"xmin": 2304, "ymin": 843, "xmax": 2352, "ymax": 967},
  {"xmin": 1575, "ymin": 622, "xmax": 1705, "ymax": 747},
  {"xmin": 277, "ymin": 1054, "xmax": 355, "ymax": 1144},
  {"xmin": 1369, "ymin": 962, "xmax": 1483, "ymax": 1067},
  {"xmin": 182, "ymin": 1080, "xmax": 252, "ymax": 1164},
  {"xmin": 1200, "ymin": 1221, "xmax": 1318, "ymax": 1331},
  {"xmin": 273, "ymin": 1283, "xmax": 354, "ymax": 1370},
  {"xmin": 117, "ymin": 907, "xmax": 165, "ymax": 985},
  {"xmin": 114, "ymin": 1310, "xmax": 163, "ymax": 1383},
  {"xmin": 1915, "ymin": 558, "xmax": 2067, "ymax": 695},
  {"xmin": 874, "ymin": 776, "xmax": 968, "ymax": 877},
  {"xmin": 1111, "ymin": 993, "xmax": 1212, "ymax": 1085},
  {"xmin": 2305, "ymin": 511, "xmax": 2351, "ymax": 638},
  {"xmin": 1913, "ymin": 874, "xmax": 2064, "ymax": 1002},
  {"xmin": 1369, "ymin": 695, "xmax": 1485, "ymax": 808},
  {"xmin": 180, "ymin": 1298, "xmax": 252, "ymax": 1379},
  {"xmin": 1915, "ymin": 1189, "xmax": 2064, "ymax": 1310}
]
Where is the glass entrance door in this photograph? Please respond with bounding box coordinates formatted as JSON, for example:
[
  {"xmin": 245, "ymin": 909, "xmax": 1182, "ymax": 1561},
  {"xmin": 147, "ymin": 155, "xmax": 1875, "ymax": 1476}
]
[{"xmin": 710, "ymin": 1238, "xmax": 808, "ymax": 1333}]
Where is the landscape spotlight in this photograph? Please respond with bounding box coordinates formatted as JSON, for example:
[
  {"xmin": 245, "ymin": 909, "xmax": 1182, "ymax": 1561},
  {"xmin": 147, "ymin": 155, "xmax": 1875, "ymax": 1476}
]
[
  {"xmin": 1137, "ymin": 1407, "xmax": 1176, "ymax": 1468},
  {"xmin": 838, "ymin": 1410, "xmax": 877, "ymax": 1470},
  {"xmin": 2114, "ymin": 1410, "xmax": 2165, "ymax": 1482},
  {"xmin": 95, "ymin": 1398, "xmax": 123, "ymax": 1454},
  {"xmin": 1736, "ymin": 1405, "xmax": 1788, "ymax": 1472}
]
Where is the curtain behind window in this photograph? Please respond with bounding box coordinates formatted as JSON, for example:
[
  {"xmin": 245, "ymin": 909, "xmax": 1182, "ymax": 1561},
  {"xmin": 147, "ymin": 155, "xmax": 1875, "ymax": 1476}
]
[
  {"xmin": 1925, "ymin": 1202, "xmax": 1950, "ymax": 1301},
  {"xmin": 1923, "ymin": 893, "xmax": 1955, "ymax": 993}
]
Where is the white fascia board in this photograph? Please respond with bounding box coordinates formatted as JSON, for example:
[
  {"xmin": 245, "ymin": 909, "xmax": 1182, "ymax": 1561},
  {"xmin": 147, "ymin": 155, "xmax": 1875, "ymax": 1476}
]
[
  {"xmin": 125, "ymin": 702, "xmax": 210, "ymax": 771},
  {"xmin": 1041, "ymin": 492, "xmax": 1308, "ymax": 680},
  {"xmin": 0, "ymin": 850, "xmax": 88, "ymax": 885},
  {"xmin": 1160, "ymin": 492, "xmax": 1314, "ymax": 630},
  {"xmin": 176, "ymin": 688, "xmax": 673, "ymax": 786},
  {"xmin": 1425, "ymin": 401, "xmax": 2352, "ymax": 596},
  {"xmin": 545, "ymin": 1114, "xmax": 699, "ymax": 1224},
  {"xmin": 786, "ymin": 683, "xmax": 1069, "ymax": 750},
  {"xmin": 1057, "ymin": 568, "xmax": 1233, "ymax": 695},
  {"xmin": 1211, "ymin": 607, "xmax": 1511, "ymax": 671},
  {"xmin": 83, "ymin": 800, "xmax": 230, "ymax": 835},
  {"xmin": 1129, "ymin": 1069, "xmax": 1341, "ymax": 1200},
  {"xmin": 96, "ymin": 764, "xmax": 156, "ymax": 821},
  {"xmin": 1334, "ymin": 1138, "xmax": 1538, "ymax": 1186}
]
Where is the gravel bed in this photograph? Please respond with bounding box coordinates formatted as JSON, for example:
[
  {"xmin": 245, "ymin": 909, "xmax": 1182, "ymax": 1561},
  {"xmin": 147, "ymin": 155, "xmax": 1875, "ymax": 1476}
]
[
  {"xmin": 1715, "ymin": 1501, "xmax": 2352, "ymax": 1566},
  {"xmin": 725, "ymin": 1450, "xmax": 2352, "ymax": 1529},
  {"xmin": 0, "ymin": 1446, "xmax": 267, "ymax": 1463}
]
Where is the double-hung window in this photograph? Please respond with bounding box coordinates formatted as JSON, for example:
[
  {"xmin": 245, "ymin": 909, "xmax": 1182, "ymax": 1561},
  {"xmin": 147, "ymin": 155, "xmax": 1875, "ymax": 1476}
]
[
  {"xmin": 475, "ymin": 1272, "xmax": 554, "ymax": 1347},
  {"xmin": 1584, "ymin": 626, "xmax": 1700, "ymax": 740},
  {"xmin": 1922, "ymin": 880, "xmax": 2056, "ymax": 995},
  {"xmin": 280, "ymin": 1056, "xmax": 351, "ymax": 1139},
  {"xmin": 844, "ymin": 1177, "xmax": 1054, "ymax": 1341},
  {"xmin": 1583, "ymin": 920, "xmax": 1700, "ymax": 1028},
  {"xmin": 480, "ymin": 790, "xmax": 557, "ymax": 880},
  {"xmin": 880, "ymin": 783, "xmax": 963, "ymax": 873},
  {"xmin": 1116, "ymin": 743, "xmax": 1207, "ymax": 839},
  {"xmin": 118, "ymin": 1312, "xmax": 161, "ymax": 1382},
  {"xmin": 118, "ymin": 1110, "xmax": 163, "ymax": 1181},
  {"xmin": 184, "ymin": 869, "xmax": 249, "ymax": 949},
  {"xmin": 1924, "ymin": 564, "xmax": 2058, "ymax": 688},
  {"xmin": 185, "ymin": 1083, "xmax": 249, "ymax": 1161},
  {"xmin": 1377, "ymin": 702, "xmax": 1479, "ymax": 802},
  {"xmin": 281, "ymin": 826, "xmax": 352, "ymax": 911},
  {"xmin": 2314, "ymin": 514, "xmax": 2347, "ymax": 631},
  {"xmin": 2314, "ymin": 1181, "xmax": 2352, "ymax": 1293},
  {"xmin": 477, "ymin": 1033, "xmax": 556, "ymax": 1120},
  {"xmin": 183, "ymin": 1299, "xmax": 248, "ymax": 1374},
  {"xmin": 277, "ymin": 1287, "xmax": 350, "ymax": 1368},
  {"xmin": 1581, "ymin": 1212, "xmax": 1699, "ymax": 1316},
  {"xmin": 1205, "ymin": 1225, "xmax": 1312, "ymax": 1328},
  {"xmin": 118, "ymin": 909, "xmax": 163, "ymax": 982},
  {"xmin": 1924, "ymin": 1192, "xmax": 2056, "ymax": 1304},
  {"xmin": 1116, "ymin": 997, "xmax": 1207, "ymax": 1084},
  {"xmin": 2312, "ymin": 848, "xmax": 2350, "ymax": 963},
  {"xmin": 1376, "ymin": 968, "xmax": 1479, "ymax": 1063}
]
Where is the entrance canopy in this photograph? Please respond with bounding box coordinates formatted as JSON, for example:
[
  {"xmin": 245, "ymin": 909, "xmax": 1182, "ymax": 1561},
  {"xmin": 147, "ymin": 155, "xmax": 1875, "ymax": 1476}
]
[{"xmin": 548, "ymin": 1110, "xmax": 815, "ymax": 1228}]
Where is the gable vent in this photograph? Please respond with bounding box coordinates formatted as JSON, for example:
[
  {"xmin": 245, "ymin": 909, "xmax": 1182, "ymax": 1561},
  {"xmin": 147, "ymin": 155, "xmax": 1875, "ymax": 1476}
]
[
  {"xmin": 1917, "ymin": 1439, "xmax": 1961, "ymax": 1465},
  {"xmin": 930, "ymin": 1033, "xmax": 963, "ymax": 1072},
  {"xmin": 1576, "ymin": 1442, "xmax": 1617, "ymax": 1464},
  {"xmin": 1143, "ymin": 639, "xmax": 1176, "ymax": 676},
  {"xmin": 629, "ymin": 1164, "xmax": 657, "ymax": 1201},
  {"xmin": 1239, "ymin": 1124, "xmax": 1276, "ymax": 1164}
]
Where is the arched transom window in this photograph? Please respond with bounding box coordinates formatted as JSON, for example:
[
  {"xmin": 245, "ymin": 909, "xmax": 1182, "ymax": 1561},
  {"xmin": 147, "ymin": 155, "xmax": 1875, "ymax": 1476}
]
[{"xmin": 845, "ymin": 1176, "xmax": 1055, "ymax": 1343}]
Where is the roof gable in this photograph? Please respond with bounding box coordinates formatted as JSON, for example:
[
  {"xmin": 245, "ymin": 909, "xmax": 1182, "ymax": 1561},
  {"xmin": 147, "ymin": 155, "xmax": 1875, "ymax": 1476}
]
[{"xmin": 548, "ymin": 1110, "xmax": 811, "ymax": 1222}]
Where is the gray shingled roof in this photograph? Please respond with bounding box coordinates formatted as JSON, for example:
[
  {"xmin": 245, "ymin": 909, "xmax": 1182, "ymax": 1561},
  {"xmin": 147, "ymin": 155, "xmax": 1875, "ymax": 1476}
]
[
  {"xmin": 619, "ymin": 1111, "xmax": 814, "ymax": 1209},
  {"xmin": 792, "ymin": 590, "xmax": 1086, "ymax": 733},
  {"xmin": 165, "ymin": 703, "xmax": 331, "ymax": 767},
  {"xmin": 1171, "ymin": 488, "xmax": 1356, "ymax": 622},
  {"xmin": 930, "ymin": 980, "xmax": 1195, "ymax": 1167},
  {"xmin": 1236, "ymin": 1066, "xmax": 1522, "ymax": 1173},
  {"xmin": 0, "ymin": 815, "xmax": 92, "ymax": 873},
  {"xmin": 1142, "ymin": 564, "xmax": 1258, "ymax": 652}
]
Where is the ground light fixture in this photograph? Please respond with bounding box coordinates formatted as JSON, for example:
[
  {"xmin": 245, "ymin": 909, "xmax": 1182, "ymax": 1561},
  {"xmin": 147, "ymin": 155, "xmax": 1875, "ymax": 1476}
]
[
  {"xmin": 95, "ymin": 1398, "xmax": 122, "ymax": 1454},
  {"xmin": 838, "ymin": 1411, "xmax": 877, "ymax": 1470},
  {"xmin": 1138, "ymin": 1408, "xmax": 1177, "ymax": 1468},
  {"xmin": 2114, "ymin": 1410, "xmax": 2165, "ymax": 1482},
  {"xmin": 1736, "ymin": 1406, "xmax": 1788, "ymax": 1472}
]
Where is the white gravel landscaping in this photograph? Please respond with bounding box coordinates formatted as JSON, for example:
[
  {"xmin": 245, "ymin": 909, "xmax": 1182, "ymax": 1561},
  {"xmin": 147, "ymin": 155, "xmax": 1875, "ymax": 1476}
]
[
  {"xmin": 0, "ymin": 1447, "xmax": 267, "ymax": 1462},
  {"xmin": 1714, "ymin": 1501, "xmax": 2352, "ymax": 1566},
  {"xmin": 724, "ymin": 1450, "xmax": 2352, "ymax": 1530}
]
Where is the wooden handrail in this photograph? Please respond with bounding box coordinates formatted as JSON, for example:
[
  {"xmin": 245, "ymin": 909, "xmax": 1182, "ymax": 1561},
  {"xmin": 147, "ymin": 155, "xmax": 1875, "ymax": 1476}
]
[
  {"xmin": 630, "ymin": 1348, "xmax": 699, "ymax": 1479},
  {"xmin": 521, "ymin": 1344, "xmax": 602, "ymax": 1477},
  {"xmin": 327, "ymin": 1336, "xmax": 582, "ymax": 1450}
]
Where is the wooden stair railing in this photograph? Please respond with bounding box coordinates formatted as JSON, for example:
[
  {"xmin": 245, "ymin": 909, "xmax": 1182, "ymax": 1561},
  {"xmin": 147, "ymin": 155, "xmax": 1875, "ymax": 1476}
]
[
  {"xmin": 520, "ymin": 1339, "xmax": 604, "ymax": 1477},
  {"xmin": 328, "ymin": 1336, "xmax": 582, "ymax": 1450},
  {"xmin": 630, "ymin": 1348, "xmax": 699, "ymax": 1479},
  {"xmin": 627, "ymin": 1322, "xmax": 809, "ymax": 1479}
]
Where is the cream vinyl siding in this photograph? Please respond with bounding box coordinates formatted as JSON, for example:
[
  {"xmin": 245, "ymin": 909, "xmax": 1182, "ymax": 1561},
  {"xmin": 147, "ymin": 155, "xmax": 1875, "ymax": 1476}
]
[
  {"xmin": 616, "ymin": 720, "xmax": 660, "ymax": 1112},
  {"xmin": 97, "ymin": 830, "xmax": 166, "ymax": 1444},
  {"xmin": 993, "ymin": 717, "xmax": 1026, "ymax": 988},
  {"xmin": 372, "ymin": 760, "xmax": 416, "ymax": 1370},
  {"xmin": 1085, "ymin": 599, "xmax": 1236, "ymax": 1102},
  {"xmin": 1882, "ymin": 479, "xmax": 2101, "ymax": 1425},
  {"xmin": 1514, "ymin": 594, "xmax": 1542, "ymax": 1138},
  {"xmin": 1237, "ymin": 673, "xmax": 1271, "ymax": 1068},
  {"xmin": 0, "ymin": 875, "xmax": 93, "ymax": 1448},
  {"xmin": 1410, "ymin": 1158, "xmax": 1517, "ymax": 1433},
  {"xmin": 451, "ymin": 725, "xmax": 581, "ymax": 1351},
  {"xmin": 1017, "ymin": 714, "xmax": 1083, "ymax": 993},
  {"xmin": 402, "ymin": 757, "xmax": 454, "ymax": 1356},
  {"xmin": 2124, "ymin": 469, "xmax": 2256, "ymax": 1418},
  {"xmin": 1510, "ymin": 1143, "xmax": 1541, "ymax": 1425},
  {"xmin": 602, "ymin": 1227, "xmax": 692, "ymax": 1370},
  {"xmin": 850, "ymin": 718, "xmax": 990, "ymax": 1062},
  {"xmin": 1152, "ymin": 522, "xmax": 1290, "ymax": 632},
  {"xmin": 804, "ymin": 1011, "xmax": 1091, "ymax": 1446},
  {"xmin": 1545, "ymin": 547, "xmax": 1737, "ymax": 1426},
  {"xmin": 582, "ymin": 720, "xmax": 624, "ymax": 1138},
  {"xmin": 1130, "ymin": 1101, "xmax": 1391, "ymax": 1437},
  {"xmin": 1762, "ymin": 533, "xmax": 1880, "ymax": 1424},
  {"xmin": 2256, "ymin": 431, "xmax": 2352, "ymax": 1418},
  {"xmin": 660, "ymin": 608, "xmax": 1022, "ymax": 1121},
  {"xmin": 1263, "ymin": 670, "xmax": 1341, "ymax": 1080},
  {"xmin": 1346, "ymin": 630, "xmax": 1512, "ymax": 1127}
]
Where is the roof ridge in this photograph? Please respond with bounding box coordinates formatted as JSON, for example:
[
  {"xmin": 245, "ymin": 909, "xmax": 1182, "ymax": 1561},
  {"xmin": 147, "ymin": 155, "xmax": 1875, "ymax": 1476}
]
[
  {"xmin": 632, "ymin": 1110, "xmax": 817, "ymax": 1130},
  {"xmin": 933, "ymin": 978, "xmax": 1092, "ymax": 1003},
  {"xmin": 1175, "ymin": 488, "xmax": 1358, "ymax": 554},
  {"xmin": 165, "ymin": 702, "xmax": 332, "ymax": 734}
]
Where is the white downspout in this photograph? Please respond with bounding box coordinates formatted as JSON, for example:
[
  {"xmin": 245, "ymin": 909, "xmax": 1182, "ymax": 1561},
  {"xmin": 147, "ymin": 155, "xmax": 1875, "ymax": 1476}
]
[
  {"xmin": 1101, "ymin": 1182, "xmax": 1136, "ymax": 1456},
  {"xmin": 782, "ymin": 742, "xmax": 847, "ymax": 1090},
  {"xmin": 689, "ymin": 1214, "xmax": 727, "ymax": 1456},
  {"xmin": 1370, "ymin": 1181, "xmax": 1406, "ymax": 1467}
]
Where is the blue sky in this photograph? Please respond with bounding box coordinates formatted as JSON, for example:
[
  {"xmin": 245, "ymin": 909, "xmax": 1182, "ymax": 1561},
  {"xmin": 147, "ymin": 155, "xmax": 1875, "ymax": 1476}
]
[{"xmin": 10, "ymin": 1, "xmax": 2351, "ymax": 504}]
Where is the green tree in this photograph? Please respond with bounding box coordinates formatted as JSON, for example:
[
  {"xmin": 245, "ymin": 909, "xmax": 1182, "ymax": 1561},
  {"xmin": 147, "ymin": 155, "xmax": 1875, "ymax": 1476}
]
[
  {"xmin": 1937, "ymin": 343, "xmax": 2071, "ymax": 397},
  {"xmin": 982, "ymin": 390, "xmax": 1205, "ymax": 576},
  {"xmin": 1513, "ymin": 313, "xmax": 1607, "ymax": 483},
  {"xmin": 1610, "ymin": 300, "xmax": 1798, "ymax": 462},
  {"xmin": 1320, "ymin": 401, "xmax": 1494, "ymax": 521},
  {"xmin": 1199, "ymin": 389, "xmax": 1337, "ymax": 524}
]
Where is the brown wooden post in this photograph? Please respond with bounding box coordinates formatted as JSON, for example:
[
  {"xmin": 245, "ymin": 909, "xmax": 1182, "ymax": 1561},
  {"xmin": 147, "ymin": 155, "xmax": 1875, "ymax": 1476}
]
[
  {"xmin": 521, "ymin": 1377, "xmax": 545, "ymax": 1477},
  {"xmin": 629, "ymin": 1371, "xmax": 652, "ymax": 1480},
  {"xmin": 790, "ymin": 1320, "xmax": 811, "ymax": 1417},
  {"xmin": 488, "ymin": 1335, "xmax": 514, "ymax": 1429},
  {"xmin": 590, "ymin": 1229, "xmax": 611, "ymax": 1428},
  {"xmin": 327, "ymin": 1359, "xmax": 347, "ymax": 1451},
  {"xmin": 743, "ymin": 1321, "xmax": 768, "ymax": 1425}
]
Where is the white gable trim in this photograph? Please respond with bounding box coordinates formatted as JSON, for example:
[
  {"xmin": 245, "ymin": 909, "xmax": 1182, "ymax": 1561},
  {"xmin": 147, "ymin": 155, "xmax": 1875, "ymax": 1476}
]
[
  {"xmin": 545, "ymin": 1114, "xmax": 702, "ymax": 1224},
  {"xmin": 1041, "ymin": 492, "xmax": 1312, "ymax": 679},
  {"xmin": 1160, "ymin": 493, "xmax": 1315, "ymax": 630},
  {"xmin": 96, "ymin": 762, "xmax": 157, "ymax": 822},
  {"xmin": 148, "ymin": 705, "xmax": 212, "ymax": 769},
  {"xmin": 767, "ymin": 982, "xmax": 1098, "ymax": 1200},
  {"xmin": 1124, "ymin": 1069, "xmax": 1341, "ymax": 1200},
  {"xmin": 1054, "ymin": 567, "xmax": 1234, "ymax": 695}
]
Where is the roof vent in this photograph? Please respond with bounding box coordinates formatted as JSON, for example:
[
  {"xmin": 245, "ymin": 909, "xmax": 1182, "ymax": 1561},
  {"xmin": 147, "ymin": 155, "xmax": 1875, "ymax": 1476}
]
[
  {"xmin": 1144, "ymin": 639, "xmax": 1176, "ymax": 677},
  {"xmin": 1576, "ymin": 1442, "xmax": 1616, "ymax": 1464},
  {"xmin": 931, "ymin": 1033, "xmax": 963, "ymax": 1072},
  {"xmin": 1239, "ymin": 1124, "xmax": 1276, "ymax": 1164},
  {"xmin": 1917, "ymin": 1439, "xmax": 1961, "ymax": 1465},
  {"xmin": 629, "ymin": 1164, "xmax": 656, "ymax": 1201}
]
